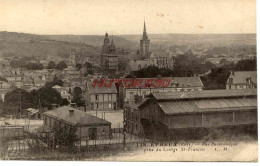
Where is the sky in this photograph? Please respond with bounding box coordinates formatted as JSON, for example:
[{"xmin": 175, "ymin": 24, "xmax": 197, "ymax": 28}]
[{"xmin": 0, "ymin": 0, "xmax": 256, "ymax": 35}]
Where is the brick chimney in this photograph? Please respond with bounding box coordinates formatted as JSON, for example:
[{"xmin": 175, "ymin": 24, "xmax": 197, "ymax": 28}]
[
  {"xmin": 51, "ymin": 104, "xmax": 58, "ymax": 109},
  {"xmin": 69, "ymin": 109, "xmax": 74, "ymax": 116}
]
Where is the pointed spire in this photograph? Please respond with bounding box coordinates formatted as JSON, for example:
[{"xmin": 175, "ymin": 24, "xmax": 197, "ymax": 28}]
[
  {"xmin": 110, "ymin": 35, "xmax": 116, "ymax": 51},
  {"xmin": 111, "ymin": 36, "xmax": 114, "ymax": 45},
  {"xmin": 143, "ymin": 19, "xmax": 148, "ymax": 40}
]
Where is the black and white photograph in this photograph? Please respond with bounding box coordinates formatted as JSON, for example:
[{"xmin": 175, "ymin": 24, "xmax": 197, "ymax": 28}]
[{"xmin": 0, "ymin": 0, "xmax": 257, "ymax": 161}]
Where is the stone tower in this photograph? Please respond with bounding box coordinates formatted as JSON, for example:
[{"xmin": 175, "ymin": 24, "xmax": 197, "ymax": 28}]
[
  {"xmin": 100, "ymin": 33, "xmax": 118, "ymax": 70},
  {"xmin": 69, "ymin": 50, "xmax": 76, "ymax": 66},
  {"xmin": 140, "ymin": 20, "xmax": 150, "ymax": 59}
]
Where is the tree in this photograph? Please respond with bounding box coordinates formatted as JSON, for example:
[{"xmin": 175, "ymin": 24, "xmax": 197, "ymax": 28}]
[
  {"xmin": 55, "ymin": 61, "xmax": 68, "ymax": 70},
  {"xmin": 234, "ymin": 58, "xmax": 256, "ymax": 71},
  {"xmin": 46, "ymin": 61, "xmax": 56, "ymax": 69},
  {"xmin": 84, "ymin": 68, "xmax": 94, "ymax": 76},
  {"xmin": 45, "ymin": 74, "xmax": 63, "ymax": 87},
  {"xmin": 84, "ymin": 62, "xmax": 93, "ymax": 68},
  {"xmin": 76, "ymin": 64, "xmax": 82, "ymax": 71},
  {"xmin": 72, "ymin": 87, "xmax": 84, "ymax": 106},
  {"xmin": 61, "ymin": 98, "xmax": 70, "ymax": 106},
  {"xmin": 0, "ymin": 76, "xmax": 8, "ymax": 82},
  {"xmin": 52, "ymin": 125, "xmax": 78, "ymax": 149},
  {"xmin": 200, "ymin": 66, "xmax": 231, "ymax": 90},
  {"xmin": 126, "ymin": 65, "xmax": 193, "ymax": 78},
  {"xmin": 4, "ymin": 88, "xmax": 34, "ymax": 115},
  {"xmin": 37, "ymin": 87, "xmax": 63, "ymax": 109},
  {"xmin": 24, "ymin": 63, "xmax": 44, "ymax": 70}
]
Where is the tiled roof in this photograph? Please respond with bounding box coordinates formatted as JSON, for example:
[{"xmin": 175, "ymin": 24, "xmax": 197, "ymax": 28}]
[
  {"xmin": 158, "ymin": 98, "xmax": 257, "ymax": 115},
  {"xmin": 44, "ymin": 106, "xmax": 111, "ymax": 126},
  {"xmin": 151, "ymin": 89, "xmax": 257, "ymax": 101},
  {"xmin": 227, "ymin": 71, "xmax": 257, "ymax": 84}
]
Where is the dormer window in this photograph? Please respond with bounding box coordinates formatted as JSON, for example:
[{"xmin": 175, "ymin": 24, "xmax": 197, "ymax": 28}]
[
  {"xmin": 248, "ymin": 77, "xmax": 252, "ymax": 83},
  {"xmin": 229, "ymin": 78, "xmax": 233, "ymax": 84}
]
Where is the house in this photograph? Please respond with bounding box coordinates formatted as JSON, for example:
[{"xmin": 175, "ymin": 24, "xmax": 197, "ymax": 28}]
[
  {"xmin": 52, "ymin": 85, "xmax": 71, "ymax": 101},
  {"xmin": 33, "ymin": 77, "xmax": 46, "ymax": 88},
  {"xmin": 0, "ymin": 81, "xmax": 11, "ymax": 89},
  {"xmin": 119, "ymin": 77, "xmax": 204, "ymax": 108},
  {"xmin": 24, "ymin": 108, "xmax": 41, "ymax": 119},
  {"xmin": 124, "ymin": 89, "xmax": 257, "ymax": 139},
  {"xmin": 41, "ymin": 106, "xmax": 111, "ymax": 140},
  {"xmin": 126, "ymin": 54, "xmax": 175, "ymax": 73},
  {"xmin": 226, "ymin": 71, "xmax": 257, "ymax": 89},
  {"xmin": 62, "ymin": 66, "xmax": 81, "ymax": 79},
  {"xmin": 85, "ymin": 81, "xmax": 118, "ymax": 111}
]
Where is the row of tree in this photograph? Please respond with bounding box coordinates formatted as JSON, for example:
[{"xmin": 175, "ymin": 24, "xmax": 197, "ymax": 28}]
[
  {"xmin": 126, "ymin": 57, "xmax": 256, "ymax": 90},
  {"xmin": 126, "ymin": 65, "xmax": 194, "ymax": 78},
  {"xmin": 3, "ymin": 86, "xmax": 69, "ymax": 115}
]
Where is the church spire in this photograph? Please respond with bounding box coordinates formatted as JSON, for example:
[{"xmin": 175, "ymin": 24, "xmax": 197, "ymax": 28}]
[{"xmin": 143, "ymin": 20, "xmax": 148, "ymax": 40}]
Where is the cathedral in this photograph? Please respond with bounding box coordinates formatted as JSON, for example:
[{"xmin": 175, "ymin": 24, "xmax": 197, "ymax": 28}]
[
  {"xmin": 100, "ymin": 33, "xmax": 118, "ymax": 71},
  {"xmin": 140, "ymin": 21, "xmax": 151, "ymax": 59}
]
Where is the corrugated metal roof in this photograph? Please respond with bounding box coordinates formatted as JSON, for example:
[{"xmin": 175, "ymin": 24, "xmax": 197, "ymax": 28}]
[
  {"xmin": 157, "ymin": 98, "xmax": 257, "ymax": 115},
  {"xmin": 152, "ymin": 89, "xmax": 257, "ymax": 101},
  {"xmin": 44, "ymin": 106, "xmax": 111, "ymax": 126},
  {"xmin": 194, "ymin": 98, "xmax": 257, "ymax": 110},
  {"xmin": 158, "ymin": 101, "xmax": 199, "ymax": 114}
]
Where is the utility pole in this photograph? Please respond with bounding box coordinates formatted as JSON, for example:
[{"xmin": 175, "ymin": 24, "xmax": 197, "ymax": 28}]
[
  {"xmin": 123, "ymin": 107, "xmax": 126, "ymax": 150},
  {"xmin": 19, "ymin": 90, "xmax": 22, "ymax": 119}
]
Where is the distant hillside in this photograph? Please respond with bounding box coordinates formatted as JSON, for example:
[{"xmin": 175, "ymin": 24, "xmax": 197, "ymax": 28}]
[
  {"xmin": 119, "ymin": 34, "xmax": 256, "ymax": 46},
  {"xmin": 0, "ymin": 31, "xmax": 256, "ymax": 61},
  {"xmin": 44, "ymin": 35, "xmax": 138, "ymax": 49},
  {"xmin": 0, "ymin": 31, "xmax": 99, "ymax": 61}
]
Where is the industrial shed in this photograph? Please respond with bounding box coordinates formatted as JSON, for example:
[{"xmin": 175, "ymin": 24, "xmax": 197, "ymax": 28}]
[{"xmin": 129, "ymin": 89, "xmax": 257, "ymax": 139}]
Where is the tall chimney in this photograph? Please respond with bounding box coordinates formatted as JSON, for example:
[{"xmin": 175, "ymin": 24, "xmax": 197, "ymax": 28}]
[{"xmin": 51, "ymin": 103, "xmax": 58, "ymax": 109}]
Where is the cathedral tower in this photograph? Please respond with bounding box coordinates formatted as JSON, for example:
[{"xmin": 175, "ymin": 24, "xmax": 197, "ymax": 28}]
[{"xmin": 140, "ymin": 20, "xmax": 150, "ymax": 59}]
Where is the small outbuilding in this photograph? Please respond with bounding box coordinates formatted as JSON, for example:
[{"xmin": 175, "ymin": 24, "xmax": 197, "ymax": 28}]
[{"xmin": 41, "ymin": 106, "xmax": 111, "ymax": 140}]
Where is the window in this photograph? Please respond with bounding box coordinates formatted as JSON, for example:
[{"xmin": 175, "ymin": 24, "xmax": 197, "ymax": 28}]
[
  {"xmin": 102, "ymin": 129, "xmax": 106, "ymax": 135},
  {"xmin": 95, "ymin": 94, "xmax": 98, "ymax": 101},
  {"xmin": 96, "ymin": 103, "xmax": 99, "ymax": 109},
  {"xmin": 109, "ymin": 103, "xmax": 112, "ymax": 108},
  {"xmin": 130, "ymin": 92, "xmax": 134, "ymax": 100},
  {"xmin": 48, "ymin": 118, "xmax": 51, "ymax": 127},
  {"xmin": 142, "ymin": 92, "xmax": 146, "ymax": 97},
  {"xmin": 44, "ymin": 117, "xmax": 47, "ymax": 125},
  {"xmin": 108, "ymin": 94, "xmax": 112, "ymax": 101},
  {"xmin": 229, "ymin": 78, "xmax": 233, "ymax": 84}
]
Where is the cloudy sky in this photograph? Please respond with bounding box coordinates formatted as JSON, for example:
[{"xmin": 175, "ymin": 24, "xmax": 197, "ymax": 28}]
[{"xmin": 0, "ymin": 0, "xmax": 256, "ymax": 35}]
